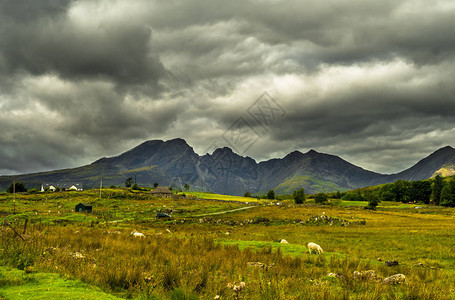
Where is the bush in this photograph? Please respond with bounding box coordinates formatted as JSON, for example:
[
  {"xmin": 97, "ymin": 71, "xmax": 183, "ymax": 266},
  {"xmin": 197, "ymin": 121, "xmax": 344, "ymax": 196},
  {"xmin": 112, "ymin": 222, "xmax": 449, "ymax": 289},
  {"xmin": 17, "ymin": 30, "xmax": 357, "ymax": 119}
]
[
  {"xmin": 314, "ymin": 193, "xmax": 328, "ymax": 204},
  {"xmin": 293, "ymin": 188, "xmax": 305, "ymax": 204},
  {"xmin": 7, "ymin": 182, "xmax": 27, "ymax": 193}
]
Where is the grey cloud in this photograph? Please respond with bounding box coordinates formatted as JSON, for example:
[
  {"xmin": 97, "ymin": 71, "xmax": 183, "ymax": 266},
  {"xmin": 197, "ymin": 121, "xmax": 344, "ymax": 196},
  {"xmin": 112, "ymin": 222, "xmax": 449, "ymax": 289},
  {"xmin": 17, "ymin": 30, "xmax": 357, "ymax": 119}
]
[
  {"xmin": 0, "ymin": 1, "xmax": 166, "ymax": 88},
  {"xmin": 1, "ymin": 0, "xmax": 455, "ymax": 176}
]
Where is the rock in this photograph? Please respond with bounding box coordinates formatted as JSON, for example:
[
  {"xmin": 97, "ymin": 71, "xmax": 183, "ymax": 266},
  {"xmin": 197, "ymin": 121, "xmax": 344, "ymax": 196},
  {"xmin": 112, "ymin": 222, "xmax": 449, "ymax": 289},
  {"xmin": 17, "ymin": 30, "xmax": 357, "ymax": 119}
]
[
  {"xmin": 385, "ymin": 260, "xmax": 399, "ymax": 266},
  {"xmin": 327, "ymin": 273, "xmax": 344, "ymax": 279},
  {"xmin": 353, "ymin": 270, "xmax": 380, "ymax": 281},
  {"xmin": 279, "ymin": 239, "xmax": 289, "ymax": 244},
  {"xmin": 247, "ymin": 262, "xmax": 274, "ymax": 270},
  {"xmin": 383, "ymin": 274, "xmax": 406, "ymax": 284}
]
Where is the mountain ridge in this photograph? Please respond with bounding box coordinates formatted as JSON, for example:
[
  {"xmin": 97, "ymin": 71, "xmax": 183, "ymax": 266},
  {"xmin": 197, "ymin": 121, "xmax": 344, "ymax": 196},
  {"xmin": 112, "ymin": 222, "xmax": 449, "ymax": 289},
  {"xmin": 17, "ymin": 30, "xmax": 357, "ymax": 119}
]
[{"xmin": 1, "ymin": 139, "xmax": 454, "ymax": 195}]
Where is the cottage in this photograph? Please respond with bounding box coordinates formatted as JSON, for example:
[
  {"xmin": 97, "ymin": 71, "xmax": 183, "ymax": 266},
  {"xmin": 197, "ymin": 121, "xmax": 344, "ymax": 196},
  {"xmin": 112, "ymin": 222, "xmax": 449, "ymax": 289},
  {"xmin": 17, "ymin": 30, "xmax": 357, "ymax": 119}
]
[
  {"xmin": 75, "ymin": 203, "xmax": 92, "ymax": 213},
  {"xmin": 151, "ymin": 187, "xmax": 174, "ymax": 197},
  {"xmin": 42, "ymin": 183, "xmax": 83, "ymax": 192}
]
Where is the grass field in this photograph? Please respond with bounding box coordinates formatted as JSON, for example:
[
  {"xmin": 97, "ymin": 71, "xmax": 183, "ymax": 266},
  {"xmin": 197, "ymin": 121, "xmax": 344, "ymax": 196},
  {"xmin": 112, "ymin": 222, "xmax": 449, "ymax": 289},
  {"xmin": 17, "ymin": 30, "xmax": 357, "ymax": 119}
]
[
  {"xmin": 1, "ymin": 188, "xmax": 455, "ymax": 299},
  {"xmin": 180, "ymin": 191, "xmax": 262, "ymax": 203}
]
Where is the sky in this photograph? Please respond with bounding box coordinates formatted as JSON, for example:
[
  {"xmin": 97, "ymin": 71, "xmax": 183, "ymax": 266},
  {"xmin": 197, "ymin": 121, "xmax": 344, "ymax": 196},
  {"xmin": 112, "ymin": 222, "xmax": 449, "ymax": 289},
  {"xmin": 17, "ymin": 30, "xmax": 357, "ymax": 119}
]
[{"xmin": 1, "ymin": 0, "xmax": 455, "ymax": 175}]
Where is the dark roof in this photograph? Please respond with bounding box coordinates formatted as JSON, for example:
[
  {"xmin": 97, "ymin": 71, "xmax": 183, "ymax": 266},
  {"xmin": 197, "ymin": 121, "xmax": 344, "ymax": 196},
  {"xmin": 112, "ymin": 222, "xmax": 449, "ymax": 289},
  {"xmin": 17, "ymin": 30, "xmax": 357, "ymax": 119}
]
[
  {"xmin": 76, "ymin": 203, "xmax": 92, "ymax": 207},
  {"xmin": 151, "ymin": 187, "xmax": 173, "ymax": 194}
]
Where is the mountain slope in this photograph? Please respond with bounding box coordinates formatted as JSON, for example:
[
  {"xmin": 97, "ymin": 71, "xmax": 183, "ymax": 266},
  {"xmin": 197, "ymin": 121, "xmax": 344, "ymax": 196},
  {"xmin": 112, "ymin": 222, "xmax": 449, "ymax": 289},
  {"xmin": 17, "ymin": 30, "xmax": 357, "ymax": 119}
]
[
  {"xmin": 0, "ymin": 139, "xmax": 454, "ymax": 195},
  {"xmin": 389, "ymin": 146, "xmax": 455, "ymax": 181}
]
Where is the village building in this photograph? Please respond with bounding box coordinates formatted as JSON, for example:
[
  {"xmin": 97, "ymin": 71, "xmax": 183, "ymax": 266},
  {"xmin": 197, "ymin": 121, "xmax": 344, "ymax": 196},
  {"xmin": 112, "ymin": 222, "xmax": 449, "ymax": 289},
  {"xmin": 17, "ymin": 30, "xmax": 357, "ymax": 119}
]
[
  {"xmin": 41, "ymin": 183, "xmax": 83, "ymax": 192},
  {"xmin": 150, "ymin": 186, "xmax": 174, "ymax": 197},
  {"xmin": 75, "ymin": 203, "xmax": 92, "ymax": 213}
]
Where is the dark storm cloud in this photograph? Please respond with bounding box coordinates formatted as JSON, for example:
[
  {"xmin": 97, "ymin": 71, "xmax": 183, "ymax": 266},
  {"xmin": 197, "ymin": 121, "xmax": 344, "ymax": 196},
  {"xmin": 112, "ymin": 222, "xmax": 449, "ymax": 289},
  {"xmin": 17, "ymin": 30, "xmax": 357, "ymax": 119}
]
[
  {"xmin": 0, "ymin": 0, "xmax": 166, "ymax": 86},
  {"xmin": 1, "ymin": 0, "xmax": 455, "ymax": 175}
]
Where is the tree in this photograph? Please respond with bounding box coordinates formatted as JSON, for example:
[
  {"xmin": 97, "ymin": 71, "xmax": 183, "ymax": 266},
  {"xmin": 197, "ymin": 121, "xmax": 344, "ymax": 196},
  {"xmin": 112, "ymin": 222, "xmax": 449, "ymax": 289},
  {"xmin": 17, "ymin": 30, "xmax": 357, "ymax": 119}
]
[
  {"xmin": 342, "ymin": 190, "xmax": 363, "ymax": 201},
  {"xmin": 293, "ymin": 188, "xmax": 306, "ymax": 204},
  {"xmin": 244, "ymin": 192, "xmax": 251, "ymax": 197},
  {"xmin": 410, "ymin": 180, "xmax": 432, "ymax": 204},
  {"xmin": 267, "ymin": 190, "xmax": 275, "ymax": 199},
  {"xmin": 440, "ymin": 179, "xmax": 455, "ymax": 207},
  {"xmin": 154, "ymin": 183, "xmax": 159, "ymax": 188},
  {"xmin": 184, "ymin": 184, "xmax": 190, "ymax": 191},
  {"xmin": 7, "ymin": 182, "xmax": 27, "ymax": 193},
  {"xmin": 314, "ymin": 193, "xmax": 328, "ymax": 204},
  {"xmin": 132, "ymin": 183, "xmax": 140, "ymax": 190},
  {"xmin": 380, "ymin": 183, "xmax": 395, "ymax": 202},
  {"xmin": 393, "ymin": 180, "xmax": 411, "ymax": 203},
  {"xmin": 431, "ymin": 175, "xmax": 445, "ymax": 205},
  {"xmin": 125, "ymin": 178, "xmax": 133, "ymax": 188},
  {"xmin": 364, "ymin": 190, "xmax": 380, "ymax": 210}
]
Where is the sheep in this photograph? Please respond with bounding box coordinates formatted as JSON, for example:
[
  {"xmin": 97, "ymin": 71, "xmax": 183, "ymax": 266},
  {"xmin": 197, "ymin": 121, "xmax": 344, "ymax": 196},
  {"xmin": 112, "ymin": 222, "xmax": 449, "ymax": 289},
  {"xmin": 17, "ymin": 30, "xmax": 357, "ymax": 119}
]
[
  {"xmin": 307, "ymin": 242, "xmax": 323, "ymax": 254},
  {"xmin": 279, "ymin": 239, "xmax": 289, "ymax": 244},
  {"xmin": 131, "ymin": 230, "xmax": 145, "ymax": 238}
]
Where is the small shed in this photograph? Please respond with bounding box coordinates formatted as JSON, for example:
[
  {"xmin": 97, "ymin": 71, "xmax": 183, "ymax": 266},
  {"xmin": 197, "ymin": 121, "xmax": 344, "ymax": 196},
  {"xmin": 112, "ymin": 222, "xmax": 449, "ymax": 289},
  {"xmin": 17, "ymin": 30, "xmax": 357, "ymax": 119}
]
[
  {"xmin": 151, "ymin": 187, "xmax": 174, "ymax": 197},
  {"xmin": 75, "ymin": 203, "xmax": 92, "ymax": 213}
]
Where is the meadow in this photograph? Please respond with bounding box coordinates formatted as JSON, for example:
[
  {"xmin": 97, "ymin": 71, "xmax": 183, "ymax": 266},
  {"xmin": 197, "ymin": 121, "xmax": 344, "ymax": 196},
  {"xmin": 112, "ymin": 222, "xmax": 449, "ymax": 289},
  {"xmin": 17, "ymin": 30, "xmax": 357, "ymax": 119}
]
[{"xmin": 1, "ymin": 188, "xmax": 455, "ymax": 299}]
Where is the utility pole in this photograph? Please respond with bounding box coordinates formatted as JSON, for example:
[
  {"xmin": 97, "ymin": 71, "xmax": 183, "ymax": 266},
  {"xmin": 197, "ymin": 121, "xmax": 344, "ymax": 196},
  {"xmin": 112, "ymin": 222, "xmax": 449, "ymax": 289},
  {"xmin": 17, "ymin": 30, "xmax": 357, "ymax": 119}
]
[
  {"xmin": 13, "ymin": 177, "xmax": 16, "ymax": 214},
  {"xmin": 134, "ymin": 172, "xmax": 137, "ymax": 184},
  {"xmin": 99, "ymin": 177, "xmax": 103, "ymax": 200}
]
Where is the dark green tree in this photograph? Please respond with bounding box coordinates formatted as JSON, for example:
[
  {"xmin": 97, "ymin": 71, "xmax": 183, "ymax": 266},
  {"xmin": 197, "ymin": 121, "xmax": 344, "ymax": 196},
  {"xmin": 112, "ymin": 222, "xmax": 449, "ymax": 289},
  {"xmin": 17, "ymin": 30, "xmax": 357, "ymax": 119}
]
[
  {"xmin": 244, "ymin": 192, "xmax": 251, "ymax": 197},
  {"xmin": 393, "ymin": 180, "xmax": 411, "ymax": 203},
  {"xmin": 293, "ymin": 188, "xmax": 306, "ymax": 204},
  {"xmin": 364, "ymin": 190, "xmax": 380, "ymax": 210},
  {"xmin": 125, "ymin": 177, "xmax": 133, "ymax": 188},
  {"xmin": 380, "ymin": 183, "xmax": 395, "ymax": 202},
  {"xmin": 431, "ymin": 175, "xmax": 445, "ymax": 205},
  {"xmin": 153, "ymin": 182, "xmax": 159, "ymax": 188},
  {"xmin": 410, "ymin": 180, "xmax": 432, "ymax": 204},
  {"xmin": 342, "ymin": 190, "xmax": 363, "ymax": 201},
  {"xmin": 440, "ymin": 178, "xmax": 455, "ymax": 207},
  {"xmin": 7, "ymin": 182, "xmax": 27, "ymax": 193},
  {"xmin": 132, "ymin": 183, "xmax": 140, "ymax": 190},
  {"xmin": 314, "ymin": 193, "xmax": 328, "ymax": 204},
  {"xmin": 267, "ymin": 190, "xmax": 275, "ymax": 199},
  {"xmin": 184, "ymin": 184, "xmax": 190, "ymax": 191}
]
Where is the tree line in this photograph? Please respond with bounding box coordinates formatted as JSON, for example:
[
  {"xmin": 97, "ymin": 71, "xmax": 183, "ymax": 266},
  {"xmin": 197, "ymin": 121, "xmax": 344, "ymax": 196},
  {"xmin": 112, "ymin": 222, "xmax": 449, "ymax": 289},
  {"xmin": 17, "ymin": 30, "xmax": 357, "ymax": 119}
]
[{"xmin": 340, "ymin": 175, "xmax": 455, "ymax": 207}]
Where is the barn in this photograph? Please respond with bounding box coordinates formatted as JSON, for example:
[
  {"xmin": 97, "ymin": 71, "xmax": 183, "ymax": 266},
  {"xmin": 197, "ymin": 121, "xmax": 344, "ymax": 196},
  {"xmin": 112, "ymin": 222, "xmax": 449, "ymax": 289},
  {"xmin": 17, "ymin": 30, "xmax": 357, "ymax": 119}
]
[
  {"xmin": 150, "ymin": 187, "xmax": 174, "ymax": 197},
  {"xmin": 75, "ymin": 203, "xmax": 92, "ymax": 213}
]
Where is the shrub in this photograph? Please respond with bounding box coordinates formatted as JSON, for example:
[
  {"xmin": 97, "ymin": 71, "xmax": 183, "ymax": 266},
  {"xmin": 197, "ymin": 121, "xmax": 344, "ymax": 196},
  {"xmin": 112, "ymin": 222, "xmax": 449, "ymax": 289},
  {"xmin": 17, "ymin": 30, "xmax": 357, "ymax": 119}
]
[
  {"xmin": 314, "ymin": 193, "xmax": 328, "ymax": 204},
  {"xmin": 293, "ymin": 188, "xmax": 305, "ymax": 204}
]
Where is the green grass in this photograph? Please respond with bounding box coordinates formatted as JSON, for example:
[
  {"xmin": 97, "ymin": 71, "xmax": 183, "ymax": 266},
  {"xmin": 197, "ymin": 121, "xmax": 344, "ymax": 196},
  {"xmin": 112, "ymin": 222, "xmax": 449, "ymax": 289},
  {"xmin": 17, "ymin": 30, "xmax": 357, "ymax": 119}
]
[
  {"xmin": 180, "ymin": 191, "xmax": 261, "ymax": 203},
  {"xmin": 272, "ymin": 175, "xmax": 346, "ymax": 194},
  {"xmin": 0, "ymin": 266, "xmax": 119, "ymax": 299},
  {"xmin": 2, "ymin": 188, "xmax": 455, "ymax": 299}
]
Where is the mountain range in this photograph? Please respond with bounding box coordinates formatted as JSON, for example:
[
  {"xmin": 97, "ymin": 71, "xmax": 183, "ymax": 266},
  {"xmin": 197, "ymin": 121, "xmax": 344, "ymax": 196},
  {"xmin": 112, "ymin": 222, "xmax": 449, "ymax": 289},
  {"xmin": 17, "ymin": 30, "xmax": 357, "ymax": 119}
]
[{"xmin": 1, "ymin": 138, "xmax": 455, "ymax": 195}]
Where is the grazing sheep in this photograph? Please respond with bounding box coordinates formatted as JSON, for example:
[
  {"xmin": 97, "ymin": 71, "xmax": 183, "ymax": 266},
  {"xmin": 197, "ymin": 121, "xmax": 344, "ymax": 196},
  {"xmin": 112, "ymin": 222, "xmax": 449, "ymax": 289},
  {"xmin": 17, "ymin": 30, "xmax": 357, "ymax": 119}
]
[
  {"xmin": 131, "ymin": 230, "xmax": 145, "ymax": 238},
  {"xmin": 280, "ymin": 239, "xmax": 289, "ymax": 244},
  {"xmin": 307, "ymin": 242, "xmax": 323, "ymax": 254}
]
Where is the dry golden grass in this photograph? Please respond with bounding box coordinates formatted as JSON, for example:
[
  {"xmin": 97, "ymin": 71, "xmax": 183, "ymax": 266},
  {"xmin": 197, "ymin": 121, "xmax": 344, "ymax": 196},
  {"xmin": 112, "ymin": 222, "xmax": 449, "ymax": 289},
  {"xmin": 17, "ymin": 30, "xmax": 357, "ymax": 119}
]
[{"xmin": 1, "ymin": 189, "xmax": 455, "ymax": 299}]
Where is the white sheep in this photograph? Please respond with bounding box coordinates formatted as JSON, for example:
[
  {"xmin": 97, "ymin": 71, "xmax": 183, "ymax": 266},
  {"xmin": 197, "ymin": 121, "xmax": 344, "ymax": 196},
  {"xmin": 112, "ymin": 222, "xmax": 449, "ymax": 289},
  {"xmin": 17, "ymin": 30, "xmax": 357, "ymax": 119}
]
[
  {"xmin": 307, "ymin": 242, "xmax": 323, "ymax": 254},
  {"xmin": 131, "ymin": 230, "xmax": 145, "ymax": 238}
]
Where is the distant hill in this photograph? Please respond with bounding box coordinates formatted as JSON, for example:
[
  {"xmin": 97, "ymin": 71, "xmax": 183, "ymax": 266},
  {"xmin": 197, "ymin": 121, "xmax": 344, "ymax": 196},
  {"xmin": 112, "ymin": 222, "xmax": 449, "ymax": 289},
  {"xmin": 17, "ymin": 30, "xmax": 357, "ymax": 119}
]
[{"xmin": 1, "ymin": 139, "xmax": 454, "ymax": 195}]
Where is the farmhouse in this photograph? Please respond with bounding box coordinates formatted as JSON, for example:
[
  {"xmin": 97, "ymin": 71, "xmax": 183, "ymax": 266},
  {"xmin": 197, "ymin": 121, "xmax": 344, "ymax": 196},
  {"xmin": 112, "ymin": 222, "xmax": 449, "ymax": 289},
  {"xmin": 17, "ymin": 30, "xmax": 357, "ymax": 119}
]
[
  {"xmin": 75, "ymin": 203, "xmax": 92, "ymax": 213},
  {"xmin": 151, "ymin": 187, "xmax": 174, "ymax": 197},
  {"xmin": 41, "ymin": 183, "xmax": 83, "ymax": 192}
]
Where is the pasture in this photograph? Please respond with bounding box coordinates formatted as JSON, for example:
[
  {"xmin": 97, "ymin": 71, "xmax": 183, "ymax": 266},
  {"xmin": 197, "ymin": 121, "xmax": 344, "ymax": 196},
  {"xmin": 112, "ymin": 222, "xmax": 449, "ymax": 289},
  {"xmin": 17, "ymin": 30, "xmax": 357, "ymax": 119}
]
[{"xmin": 1, "ymin": 188, "xmax": 455, "ymax": 299}]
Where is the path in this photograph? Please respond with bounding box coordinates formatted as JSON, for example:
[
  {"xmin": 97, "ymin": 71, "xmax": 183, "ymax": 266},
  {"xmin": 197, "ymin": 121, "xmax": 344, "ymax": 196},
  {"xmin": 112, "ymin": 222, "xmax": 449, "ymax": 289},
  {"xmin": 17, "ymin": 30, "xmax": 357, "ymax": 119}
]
[{"xmin": 192, "ymin": 206, "xmax": 256, "ymax": 217}]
